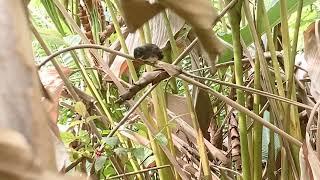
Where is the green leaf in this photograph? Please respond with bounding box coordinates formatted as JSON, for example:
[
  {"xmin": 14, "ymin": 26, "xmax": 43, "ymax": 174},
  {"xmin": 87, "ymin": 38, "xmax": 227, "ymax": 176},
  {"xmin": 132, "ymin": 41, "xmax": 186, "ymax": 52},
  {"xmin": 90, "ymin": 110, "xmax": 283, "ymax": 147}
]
[
  {"xmin": 114, "ymin": 147, "xmax": 128, "ymax": 159},
  {"xmin": 134, "ymin": 122, "xmax": 148, "ymax": 135},
  {"xmin": 102, "ymin": 137, "xmax": 120, "ymax": 148},
  {"xmin": 60, "ymin": 131, "xmax": 75, "ymax": 145},
  {"xmin": 63, "ymin": 35, "xmax": 81, "ymax": 46},
  {"xmin": 155, "ymin": 132, "xmax": 168, "ymax": 146},
  {"xmin": 86, "ymin": 115, "xmax": 102, "ymax": 123},
  {"xmin": 69, "ymin": 120, "xmax": 83, "ymax": 127},
  {"xmin": 78, "ymin": 130, "xmax": 90, "ymax": 144},
  {"xmin": 101, "ymin": 130, "xmax": 111, "ymax": 136},
  {"xmin": 95, "ymin": 156, "xmax": 107, "ymax": 172},
  {"xmin": 103, "ymin": 161, "xmax": 117, "ymax": 177},
  {"xmin": 74, "ymin": 101, "xmax": 86, "ymax": 117},
  {"xmin": 218, "ymin": 0, "xmax": 315, "ymax": 63},
  {"xmin": 131, "ymin": 147, "xmax": 153, "ymax": 161}
]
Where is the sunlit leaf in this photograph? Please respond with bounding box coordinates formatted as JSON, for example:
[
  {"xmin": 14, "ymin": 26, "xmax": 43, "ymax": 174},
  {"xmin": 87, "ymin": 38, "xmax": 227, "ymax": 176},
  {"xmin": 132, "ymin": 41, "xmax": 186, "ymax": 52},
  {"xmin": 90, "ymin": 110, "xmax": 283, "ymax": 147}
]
[
  {"xmin": 86, "ymin": 115, "xmax": 102, "ymax": 123},
  {"xmin": 69, "ymin": 120, "xmax": 83, "ymax": 128},
  {"xmin": 60, "ymin": 132, "xmax": 76, "ymax": 145},
  {"xmin": 74, "ymin": 101, "xmax": 87, "ymax": 117},
  {"xmin": 131, "ymin": 148, "xmax": 147, "ymax": 160}
]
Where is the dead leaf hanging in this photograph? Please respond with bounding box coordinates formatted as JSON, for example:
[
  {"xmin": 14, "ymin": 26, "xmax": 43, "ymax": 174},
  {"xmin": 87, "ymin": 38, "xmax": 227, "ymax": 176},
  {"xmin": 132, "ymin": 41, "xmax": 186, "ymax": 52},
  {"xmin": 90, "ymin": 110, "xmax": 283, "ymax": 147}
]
[
  {"xmin": 303, "ymin": 20, "xmax": 320, "ymax": 101},
  {"xmin": 119, "ymin": 0, "xmax": 225, "ymax": 74},
  {"xmin": 118, "ymin": 0, "xmax": 164, "ymax": 31}
]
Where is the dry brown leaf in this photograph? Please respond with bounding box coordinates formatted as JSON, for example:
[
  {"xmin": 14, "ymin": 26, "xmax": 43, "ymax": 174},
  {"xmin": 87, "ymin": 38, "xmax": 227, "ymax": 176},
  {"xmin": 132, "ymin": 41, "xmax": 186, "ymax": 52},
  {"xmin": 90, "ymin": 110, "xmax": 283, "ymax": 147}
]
[
  {"xmin": 166, "ymin": 93, "xmax": 229, "ymax": 165},
  {"xmin": 157, "ymin": 61, "xmax": 182, "ymax": 76},
  {"xmin": 166, "ymin": 93, "xmax": 192, "ymax": 125},
  {"xmin": 119, "ymin": 0, "xmax": 225, "ymax": 74},
  {"xmin": 303, "ymin": 20, "xmax": 320, "ymax": 101},
  {"xmin": 116, "ymin": 70, "xmax": 169, "ymax": 103},
  {"xmin": 39, "ymin": 67, "xmax": 72, "ymax": 171},
  {"xmin": 195, "ymin": 90, "xmax": 214, "ymax": 140},
  {"xmin": 166, "ymin": 92, "xmax": 213, "ymax": 140},
  {"xmin": 228, "ymin": 113, "xmax": 241, "ymax": 171},
  {"xmin": 157, "ymin": 0, "xmax": 214, "ymax": 28},
  {"xmin": 118, "ymin": 0, "xmax": 164, "ymax": 31},
  {"xmin": 156, "ymin": 0, "xmax": 225, "ymax": 73},
  {"xmin": 120, "ymin": 129, "xmax": 150, "ymax": 146},
  {"xmin": 177, "ymin": 158, "xmax": 197, "ymax": 179},
  {"xmin": 40, "ymin": 67, "xmax": 72, "ymax": 124},
  {"xmin": 300, "ymin": 134, "xmax": 320, "ymax": 180},
  {"xmin": 193, "ymin": 28, "xmax": 225, "ymax": 73},
  {"xmin": 135, "ymin": 70, "xmax": 169, "ymax": 86}
]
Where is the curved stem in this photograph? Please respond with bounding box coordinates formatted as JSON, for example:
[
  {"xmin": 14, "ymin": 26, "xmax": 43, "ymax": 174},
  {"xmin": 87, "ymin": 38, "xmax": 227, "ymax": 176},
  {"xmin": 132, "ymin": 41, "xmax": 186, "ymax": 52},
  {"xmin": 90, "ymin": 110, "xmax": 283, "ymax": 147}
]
[
  {"xmin": 38, "ymin": 44, "xmax": 135, "ymax": 68},
  {"xmin": 107, "ymin": 84, "xmax": 158, "ymax": 138}
]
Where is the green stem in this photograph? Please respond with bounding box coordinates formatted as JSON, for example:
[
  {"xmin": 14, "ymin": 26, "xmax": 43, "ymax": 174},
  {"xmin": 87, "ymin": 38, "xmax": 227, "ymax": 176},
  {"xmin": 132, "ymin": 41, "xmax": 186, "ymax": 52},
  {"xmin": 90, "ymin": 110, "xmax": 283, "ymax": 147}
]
[
  {"xmin": 105, "ymin": 0, "xmax": 138, "ymax": 81},
  {"xmin": 225, "ymin": 0, "xmax": 251, "ymax": 178},
  {"xmin": 243, "ymin": 0, "xmax": 299, "ymax": 177},
  {"xmin": 267, "ymin": 113, "xmax": 276, "ymax": 180},
  {"xmin": 252, "ymin": 1, "xmax": 263, "ymax": 179},
  {"xmin": 288, "ymin": 0, "xmax": 303, "ymax": 95},
  {"xmin": 141, "ymin": 24, "xmax": 175, "ymax": 180},
  {"xmin": 162, "ymin": 11, "xmax": 178, "ymax": 93},
  {"xmin": 280, "ymin": 0, "xmax": 302, "ymax": 173},
  {"xmin": 260, "ymin": 1, "xmax": 285, "ymax": 97},
  {"xmin": 279, "ymin": 0, "xmax": 291, "ymax": 84}
]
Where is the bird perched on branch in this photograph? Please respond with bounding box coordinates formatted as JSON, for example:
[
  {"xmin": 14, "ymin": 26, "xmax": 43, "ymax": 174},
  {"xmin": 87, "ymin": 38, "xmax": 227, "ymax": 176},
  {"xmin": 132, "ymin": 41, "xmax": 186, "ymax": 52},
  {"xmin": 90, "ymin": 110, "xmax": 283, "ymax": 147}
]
[{"xmin": 134, "ymin": 43, "xmax": 164, "ymax": 63}]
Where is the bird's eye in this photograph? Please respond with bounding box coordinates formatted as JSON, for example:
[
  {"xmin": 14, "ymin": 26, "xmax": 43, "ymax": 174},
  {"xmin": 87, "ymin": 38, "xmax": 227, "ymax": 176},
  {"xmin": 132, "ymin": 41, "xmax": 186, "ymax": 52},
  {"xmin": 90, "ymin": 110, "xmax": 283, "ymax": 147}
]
[
  {"xmin": 158, "ymin": 52, "xmax": 164, "ymax": 60},
  {"xmin": 134, "ymin": 48, "xmax": 143, "ymax": 59}
]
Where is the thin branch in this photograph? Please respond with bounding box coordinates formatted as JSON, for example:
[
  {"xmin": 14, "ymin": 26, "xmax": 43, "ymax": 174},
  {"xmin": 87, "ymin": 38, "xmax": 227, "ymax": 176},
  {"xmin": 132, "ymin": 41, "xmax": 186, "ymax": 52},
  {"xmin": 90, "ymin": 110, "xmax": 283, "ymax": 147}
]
[
  {"xmin": 183, "ymin": 71, "xmax": 313, "ymax": 110},
  {"xmin": 64, "ymin": 156, "xmax": 86, "ymax": 173},
  {"xmin": 106, "ymin": 165, "xmax": 171, "ymax": 180},
  {"xmin": 210, "ymin": 164, "xmax": 242, "ymax": 177},
  {"xmin": 172, "ymin": 37, "xmax": 199, "ymax": 65},
  {"xmin": 107, "ymin": 84, "xmax": 158, "ymax": 138},
  {"xmin": 307, "ymin": 100, "xmax": 320, "ymax": 134},
  {"xmin": 38, "ymin": 44, "xmax": 134, "ymax": 69},
  {"xmin": 177, "ymin": 74, "xmax": 302, "ymax": 146},
  {"xmin": 213, "ymin": 0, "xmax": 238, "ymax": 25}
]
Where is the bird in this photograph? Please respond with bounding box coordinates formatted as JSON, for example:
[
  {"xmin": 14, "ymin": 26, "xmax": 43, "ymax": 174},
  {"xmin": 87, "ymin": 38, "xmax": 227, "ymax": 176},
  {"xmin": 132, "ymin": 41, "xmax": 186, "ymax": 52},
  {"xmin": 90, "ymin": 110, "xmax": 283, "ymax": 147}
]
[{"xmin": 133, "ymin": 43, "xmax": 163, "ymax": 63}]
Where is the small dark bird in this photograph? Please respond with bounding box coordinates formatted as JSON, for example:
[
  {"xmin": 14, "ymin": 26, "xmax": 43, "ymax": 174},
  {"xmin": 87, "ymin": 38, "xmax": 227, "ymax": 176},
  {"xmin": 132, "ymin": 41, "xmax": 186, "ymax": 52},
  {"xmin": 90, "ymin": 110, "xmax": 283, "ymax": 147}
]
[{"xmin": 133, "ymin": 43, "xmax": 163, "ymax": 63}]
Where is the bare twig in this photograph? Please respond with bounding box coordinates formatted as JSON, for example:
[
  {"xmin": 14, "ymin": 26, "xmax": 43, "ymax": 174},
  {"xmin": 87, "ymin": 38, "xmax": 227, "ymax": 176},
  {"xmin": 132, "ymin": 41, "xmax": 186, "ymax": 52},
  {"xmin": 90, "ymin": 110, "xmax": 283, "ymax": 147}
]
[
  {"xmin": 38, "ymin": 44, "xmax": 134, "ymax": 69},
  {"xmin": 177, "ymin": 74, "xmax": 302, "ymax": 146},
  {"xmin": 106, "ymin": 165, "xmax": 171, "ymax": 180},
  {"xmin": 183, "ymin": 71, "xmax": 313, "ymax": 110},
  {"xmin": 107, "ymin": 84, "xmax": 158, "ymax": 138},
  {"xmin": 307, "ymin": 100, "xmax": 320, "ymax": 134},
  {"xmin": 64, "ymin": 156, "xmax": 86, "ymax": 173},
  {"xmin": 213, "ymin": 0, "xmax": 238, "ymax": 25}
]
